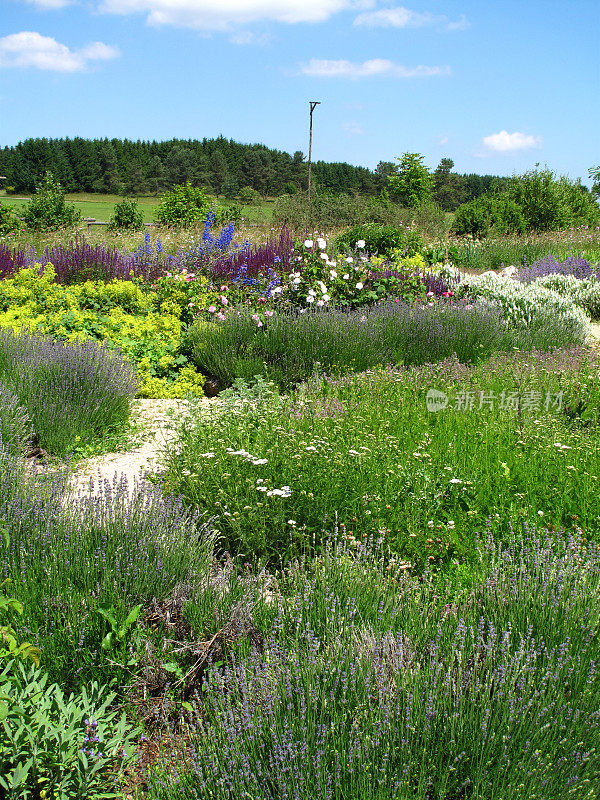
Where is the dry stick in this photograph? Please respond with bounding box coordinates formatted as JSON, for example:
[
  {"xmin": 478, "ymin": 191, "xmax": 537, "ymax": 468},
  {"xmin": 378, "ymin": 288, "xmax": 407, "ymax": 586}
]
[{"xmin": 175, "ymin": 624, "xmax": 227, "ymax": 688}]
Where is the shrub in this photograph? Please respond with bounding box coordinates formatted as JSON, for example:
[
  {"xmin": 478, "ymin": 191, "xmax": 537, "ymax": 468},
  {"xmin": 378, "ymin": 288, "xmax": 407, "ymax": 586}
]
[
  {"xmin": 451, "ymin": 196, "xmax": 491, "ymax": 238},
  {"xmin": 272, "ymin": 192, "xmax": 404, "ymax": 231},
  {"xmin": 0, "ymin": 203, "xmax": 20, "ymax": 236},
  {"xmin": 20, "ymin": 172, "xmax": 81, "ymax": 231},
  {"xmin": 238, "ymin": 186, "xmax": 261, "ymax": 205},
  {"xmin": 0, "ymin": 327, "xmax": 137, "ymax": 456},
  {"xmin": 0, "ymin": 264, "xmax": 206, "ymax": 399},
  {"xmin": 452, "ymin": 167, "xmax": 600, "ymax": 238},
  {"xmin": 336, "ymin": 223, "xmax": 423, "ymax": 258},
  {"xmin": 155, "ymin": 182, "xmax": 213, "ymax": 227},
  {"xmin": 107, "ymin": 198, "xmax": 144, "ymax": 231}
]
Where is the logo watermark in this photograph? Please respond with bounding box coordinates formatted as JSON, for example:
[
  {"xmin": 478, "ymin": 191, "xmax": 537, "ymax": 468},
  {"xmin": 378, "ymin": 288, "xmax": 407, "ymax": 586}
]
[
  {"xmin": 426, "ymin": 389, "xmax": 563, "ymax": 413},
  {"xmin": 426, "ymin": 389, "xmax": 449, "ymax": 413}
]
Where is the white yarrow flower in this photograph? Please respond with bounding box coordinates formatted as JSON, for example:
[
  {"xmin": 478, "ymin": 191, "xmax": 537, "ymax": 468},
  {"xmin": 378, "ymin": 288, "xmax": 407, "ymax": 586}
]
[
  {"xmin": 317, "ymin": 237, "xmax": 326, "ymax": 249},
  {"xmin": 357, "ymin": 239, "xmax": 365, "ymax": 249},
  {"xmin": 304, "ymin": 239, "xmax": 313, "ymax": 248}
]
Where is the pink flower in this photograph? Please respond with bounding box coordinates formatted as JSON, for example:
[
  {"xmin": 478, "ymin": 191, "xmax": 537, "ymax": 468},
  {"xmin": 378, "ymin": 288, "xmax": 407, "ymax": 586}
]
[
  {"xmin": 216, "ymin": 312, "xmax": 226, "ymax": 320},
  {"xmin": 208, "ymin": 305, "xmax": 217, "ymax": 313},
  {"xmin": 220, "ymin": 296, "xmax": 228, "ymax": 305},
  {"xmin": 265, "ymin": 310, "xmax": 274, "ymax": 317},
  {"xmin": 257, "ymin": 297, "xmax": 267, "ymax": 304},
  {"xmin": 256, "ymin": 320, "xmax": 263, "ymax": 327},
  {"xmin": 220, "ymin": 285, "xmax": 228, "ymax": 291},
  {"xmin": 252, "ymin": 314, "xmax": 260, "ymax": 321}
]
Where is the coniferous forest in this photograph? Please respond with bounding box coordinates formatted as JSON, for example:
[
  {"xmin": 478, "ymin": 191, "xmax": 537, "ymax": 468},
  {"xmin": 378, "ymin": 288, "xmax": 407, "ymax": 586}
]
[{"xmin": 0, "ymin": 136, "xmax": 504, "ymax": 210}]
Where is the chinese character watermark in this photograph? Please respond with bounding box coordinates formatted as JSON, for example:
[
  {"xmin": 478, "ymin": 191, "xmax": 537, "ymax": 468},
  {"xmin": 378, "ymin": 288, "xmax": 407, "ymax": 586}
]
[{"xmin": 426, "ymin": 388, "xmax": 563, "ymax": 413}]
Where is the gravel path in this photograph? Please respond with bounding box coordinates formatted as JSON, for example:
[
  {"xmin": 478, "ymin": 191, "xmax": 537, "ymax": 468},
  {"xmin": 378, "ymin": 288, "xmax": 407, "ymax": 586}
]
[{"xmin": 67, "ymin": 398, "xmax": 215, "ymax": 499}]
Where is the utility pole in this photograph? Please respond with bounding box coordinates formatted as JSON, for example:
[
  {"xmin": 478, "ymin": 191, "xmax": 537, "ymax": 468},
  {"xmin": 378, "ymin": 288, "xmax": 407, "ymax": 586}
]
[{"xmin": 307, "ymin": 101, "xmax": 320, "ymax": 224}]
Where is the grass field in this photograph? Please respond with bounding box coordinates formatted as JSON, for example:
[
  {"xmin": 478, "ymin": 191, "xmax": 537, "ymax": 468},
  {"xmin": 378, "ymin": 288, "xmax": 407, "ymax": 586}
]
[{"xmin": 0, "ymin": 191, "xmax": 274, "ymax": 225}]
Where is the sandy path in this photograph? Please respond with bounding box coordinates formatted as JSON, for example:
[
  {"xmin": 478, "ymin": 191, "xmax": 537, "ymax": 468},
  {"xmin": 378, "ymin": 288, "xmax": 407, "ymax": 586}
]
[{"xmin": 67, "ymin": 398, "xmax": 215, "ymax": 498}]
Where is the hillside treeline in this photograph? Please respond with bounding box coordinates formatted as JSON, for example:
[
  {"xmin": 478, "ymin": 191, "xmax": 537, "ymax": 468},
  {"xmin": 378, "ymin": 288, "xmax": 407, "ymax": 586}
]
[{"xmin": 0, "ymin": 137, "xmax": 502, "ymax": 207}]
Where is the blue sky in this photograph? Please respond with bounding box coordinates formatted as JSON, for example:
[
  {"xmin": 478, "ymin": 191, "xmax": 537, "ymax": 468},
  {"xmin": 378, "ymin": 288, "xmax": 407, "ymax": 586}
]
[{"xmin": 1, "ymin": 0, "xmax": 598, "ymax": 184}]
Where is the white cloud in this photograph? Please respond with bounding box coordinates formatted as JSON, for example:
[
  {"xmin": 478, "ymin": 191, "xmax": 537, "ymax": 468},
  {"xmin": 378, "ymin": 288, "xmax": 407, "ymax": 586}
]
[
  {"xmin": 482, "ymin": 130, "xmax": 542, "ymax": 152},
  {"xmin": 343, "ymin": 121, "xmax": 364, "ymax": 135},
  {"xmin": 354, "ymin": 6, "xmax": 469, "ymax": 31},
  {"xmin": 0, "ymin": 31, "xmax": 120, "ymax": 72},
  {"xmin": 229, "ymin": 30, "xmax": 272, "ymax": 45},
  {"xmin": 300, "ymin": 58, "xmax": 450, "ymax": 79},
  {"xmin": 438, "ymin": 134, "xmax": 449, "ymax": 145},
  {"xmin": 22, "ymin": 0, "xmax": 74, "ymax": 8},
  {"xmin": 98, "ymin": 0, "xmax": 374, "ymax": 30}
]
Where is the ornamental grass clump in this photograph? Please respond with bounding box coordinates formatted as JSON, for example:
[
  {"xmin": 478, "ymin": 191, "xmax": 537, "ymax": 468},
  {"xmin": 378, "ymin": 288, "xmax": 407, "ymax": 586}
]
[
  {"xmin": 0, "ymin": 328, "xmax": 137, "ymax": 456},
  {"xmin": 147, "ymin": 528, "xmax": 600, "ymax": 800}
]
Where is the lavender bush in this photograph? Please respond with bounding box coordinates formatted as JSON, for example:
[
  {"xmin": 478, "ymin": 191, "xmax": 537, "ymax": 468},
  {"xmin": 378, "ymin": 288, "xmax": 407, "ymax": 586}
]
[
  {"xmin": 0, "ymin": 446, "xmax": 213, "ymax": 687},
  {"xmin": 184, "ymin": 298, "xmax": 570, "ymax": 390},
  {"xmin": 0, "ymin": 379, "xmax": 31, "ymax": 454},
  {"xmin": 147, "ymin": 528, "xmax": 600, "ymax": 799},
  {"xmin": 0, "ymin": 328, "xmax": 137, "ymax": 455},
  {"xmin": 520, "ymin": 254, "xmax": 600, "ymax": 283}
]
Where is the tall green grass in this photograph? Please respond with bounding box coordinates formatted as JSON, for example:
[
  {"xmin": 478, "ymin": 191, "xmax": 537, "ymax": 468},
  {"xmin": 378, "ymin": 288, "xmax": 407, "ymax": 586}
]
[{"xmin": 161, "ymin": 348, "xmax": 600, "ymax": 566}]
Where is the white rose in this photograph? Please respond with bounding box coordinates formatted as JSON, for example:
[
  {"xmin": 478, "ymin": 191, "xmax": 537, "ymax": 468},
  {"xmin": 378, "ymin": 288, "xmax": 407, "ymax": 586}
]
[
  {"xmin": 320, "ymin": 253, "xmax": 328, "ymax": 260},
  {"xmin": 356, "ymin": 282, "xmax": 363, "ymax": 290},
  {"xmin": 357, "ymin": 240, "xmax": 365, "ymax": 249},
  {"xmin": 322, "ymin": 294, "xmax": 330, "ymax": 301},
  {"xmin": 304, "ymin": 239, "xmax": 313, "ymax": 248},
  {"xmin": 346, "ymin": 257, "xmax": 353, "ymax": 263},
  {"xmin": 329, "ymin": 270, "xmax": 337, "ymax": 278},
  {"xmin": 306, "ymin": 295, "xmax": 315, "ymax": 303},
  {"xmin": 317, "ymin": 238, "xmax": 326, "ymax": 249},
  {"xmin": 343, "ymin": 273, "xmax": 349, "ymax": 280}
]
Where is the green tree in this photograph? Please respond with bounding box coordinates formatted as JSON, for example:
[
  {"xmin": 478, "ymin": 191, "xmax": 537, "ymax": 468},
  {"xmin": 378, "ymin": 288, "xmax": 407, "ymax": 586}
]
[
  {"xmin": 387, "ymin": 153, "xmax": 432, "ymax": 207},
  {"xmin": 433, "ymin": 158, "xmax": 462, "ymax": 211},
  {"xmin": 211, "ymin": 150, "xmax": 228, "ymax": 197},
  {"xmin": 21, "ymin": 172, "xmax": 81, "ymax": 231},
  {"xmin": 165, "ymin": 146, "xmax": 196, "ymax": 187},
  {"xmin": 588, "ymin": 165, "xmax": 600, "ymax": 199},
  {"xmin": 146, "ymin": 155, "xmax": 166, "ymax": 195}
]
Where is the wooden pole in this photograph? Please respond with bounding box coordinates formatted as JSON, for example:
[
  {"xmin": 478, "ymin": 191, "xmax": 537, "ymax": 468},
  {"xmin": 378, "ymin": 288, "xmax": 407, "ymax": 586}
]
[{"xmin": 307, "ymin": 101, "xmax": 320, "ymax": 225}]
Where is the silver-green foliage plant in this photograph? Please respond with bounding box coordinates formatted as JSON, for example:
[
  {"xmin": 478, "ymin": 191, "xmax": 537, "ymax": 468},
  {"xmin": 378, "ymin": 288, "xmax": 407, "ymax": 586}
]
[
  {"xmin": 536, "ymin": 272, "xmax": 600, "ymax": 319},
  {"xmin": 0, "ymin": 659, "xmax": 139, "ymax": 799},
  {"xmin": 444, "ymin": 265, "xmax": 590, "ymax": 340}
]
